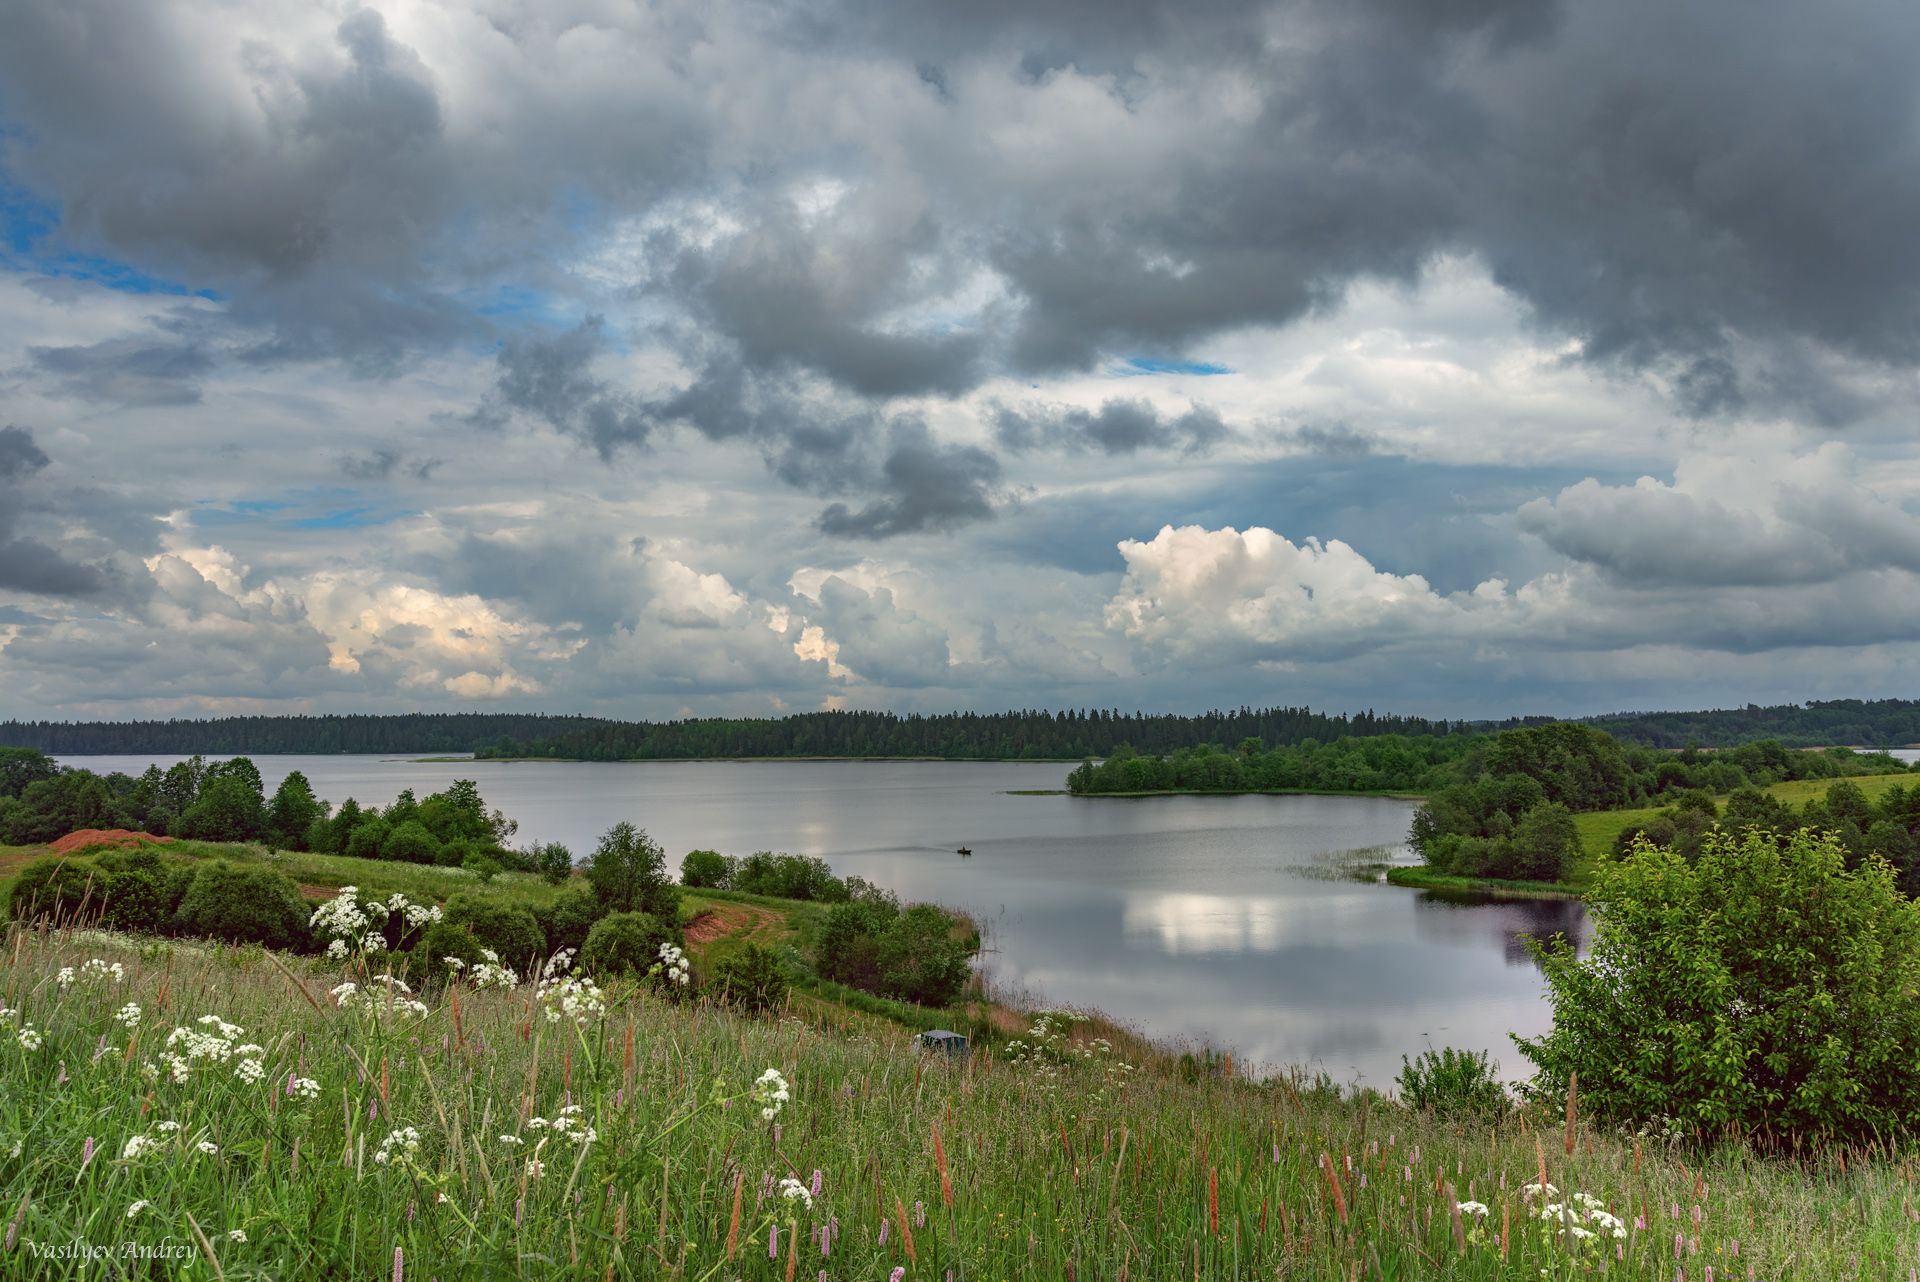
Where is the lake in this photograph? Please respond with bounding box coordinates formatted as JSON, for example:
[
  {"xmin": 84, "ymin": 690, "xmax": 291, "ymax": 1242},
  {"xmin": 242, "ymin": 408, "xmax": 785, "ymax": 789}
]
[{"xmin": 60, "ymin": 755, "xmax": 1584, "ymax": 1086}]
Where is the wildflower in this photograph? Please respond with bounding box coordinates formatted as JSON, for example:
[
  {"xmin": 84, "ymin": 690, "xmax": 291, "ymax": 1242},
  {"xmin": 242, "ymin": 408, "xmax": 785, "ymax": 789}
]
[
  {"xmin": 115, "ymin": 1002, "xmax": 142, "ymax": 1028},
  {"xmin": 235, "ymin": 1058, "xmax": 267, "ymax": 1084},
  {"xmin": 1456, "ymin": 1201, "xmax": 1490, "ymax": 1217},
  {"xmin": 891, "ymin": 1269, "xmax": 906, "ymax": 1282},
  {"xmin": 56, "ymin": 967, "xmax": 76, "ymax": 987},
  {"xmin": 752, "ymin": 1068, "xmax": 791, "ymax": 1122},
  {"xmin": 778, "ymin": 1176, "xmax": 814, "ymax": 1210},
  {"xmin": 155, "ymin": 1121, "xmax": 181, "ymax": 1134},
  {"xmin": 525, "ymin": 1159, "xmax": 546, "ymax": 1179},
  {"xmin": 197, "ymin": 1140, "xmax": 219, "ymax": 1156},
  {"xmin": 326, "ymin": 940, "xmax": 350, "ymax": 961},
  {"xmin": 499, "ymin": 1134, "xmax": 523, "ymax": 1145},
  {"xmin": 126, "ymin": 1200, "xmax": 151, "ymax": 1219},
  {"xmin": 289, "ymin": 1076, "xmax": 321, "ymax": 1101},
  {"xmin": 373, "ymin": 1127, "xmax": 423, "ymax": 1167},
  {"xmin": 123, "ymin": 1134, "xmax": 155, "ymax": 1160},
  {"xmin": 16, "ymin": 1027, "xmax": 42, "ymax": 1052},
  {"xmin": 227, "ymin": 1230, "xmax": 246, "ymax": 1243}
]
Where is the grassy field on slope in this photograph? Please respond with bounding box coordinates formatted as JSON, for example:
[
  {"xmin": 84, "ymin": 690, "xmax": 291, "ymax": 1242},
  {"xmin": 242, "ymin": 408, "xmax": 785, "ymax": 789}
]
[
  {"xmin": 1571, "ymin": 772, "xmax": 1913, "ymax": 861},
  {"xmin": 2, "ymin": 926, "xmax": 1909, "ymax": 1280}
]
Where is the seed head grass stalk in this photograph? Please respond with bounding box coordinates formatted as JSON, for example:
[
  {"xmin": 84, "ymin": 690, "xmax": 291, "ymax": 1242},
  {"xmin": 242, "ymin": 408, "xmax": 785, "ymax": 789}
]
[{"xmin": 0, "ymin": 924, "xmax": 1915, "ymax": 1278}]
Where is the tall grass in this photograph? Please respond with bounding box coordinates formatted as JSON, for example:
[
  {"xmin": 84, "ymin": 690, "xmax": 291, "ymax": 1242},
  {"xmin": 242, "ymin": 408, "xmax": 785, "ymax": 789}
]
[{"xmin": 1, "ymin": 924, "xmax": 1913, "ymax": 1279}]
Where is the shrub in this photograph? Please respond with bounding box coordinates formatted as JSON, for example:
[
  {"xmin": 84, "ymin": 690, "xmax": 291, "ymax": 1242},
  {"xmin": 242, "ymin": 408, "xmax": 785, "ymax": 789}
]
[
  {"xmin": 877, "ymin": 904, "xmax": 973, "ymax": 1007},
  {"xmin": 442, "ymin": 892, "xmax": 545, "ymax": 972},
  {"xmin": 532, "ymin": 841, "xmax": 574, "ymax": 886},
  {"xmin": 383, "ymin": 820, "xmax": 442, "ymax": 866},
  {"xmin": 94, "ymin": 847, "xmax": 190, "ymax": 934},
  {"xmin": 580, "ymin": 911, "xmax": 678, "ymax": 978},
  {"xmin": 1397, "ymin": 1047, "xmax": 1506, "ymax": 1119},
  {"xmin": 345, "ymin": 818, "xmax": 391, "ymax": 861},
  {"xmin": 533, "ymin": 885, "xmax": 605, "ymax": 957},
  {"xmin": 733, "ymin": 851, "xmax": 845, "ymax": 901},
  {"xmin": 680, "ymin": 848, "xmax": 735, "ymax": 889},
  {"xmin": 401, "ymin": 919, "xmax": 487, "ymax": 987},
  {"xmin": 816, "ymin": 899, "xmax": 897, "ymax": 992},
  {"xmin": 712, "ymin": 943, "xmax": 789, "ymax": 1013},
  {"xmin": 173, "ymin": 774, "xmax": 266, "ymax": 843},
  {"xmin": 464, "ymin": 852, "xmax": 503, "ymax": 883},
  {"xmin": 7, "ymin": 856, "xmax": 101, "ymax": 923},
  {"xmin": 587, "ymin": 822, "xmax": 680, "ymax": 919},
  {"xmin": 172, "ymin": 861, "xmax": 309, "ymax": 951},
  {"xmin": 1518, "ymin": 827, "xmax": 1920, "ymax": 1145}
]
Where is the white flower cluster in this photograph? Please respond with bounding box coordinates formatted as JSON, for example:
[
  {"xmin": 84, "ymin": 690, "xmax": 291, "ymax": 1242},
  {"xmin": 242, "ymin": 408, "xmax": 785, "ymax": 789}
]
[
  {"xmin": 153, "ymin": 1016, "xmax": 253, "ymax": 1084},
  {"xmin": 1523, "ymin": 1183, "xmax": 1627, "ymax": 1242},
  {"xmin": 57, "ymin": 958, "xmax": 126, "ymax": 988},
  {"xmin": 372, "ymin": 1126, "xmax": 422, "ymax": 1167},
  {"xmin": 115, "ymin": 1002, "xmax": 142, "ymax": 1029},
  {"xmin": 310, "ymin": 887, "xmax": 444, "ymax": 958},
  {"xmin": 657, "ymin": 943, "xmax": 691, "ymax": 987},
  {"xmin": 332, "ymin": 975, "xmax": 428, "ymax": 1019},
  {"xmin": 777, "ymin": 1175, "xmax": 813, "ymax": 1210},
  {"xmin": 289, "ymin": 1076, "xmax": 322, "ymax": 1101},
  {"xmin": 535, "ymin": 952, "xmax": 605, "ymax": 1026},
  {"xmin": 16, "ymin": 1026, "xmax": 43, "ymax": 1052},
  {"xmin": 449, "ymin": 947, "xmax": 519, "ymax": 991},
  {"xmin": 521, "ymin": 1103, "xmax": 596, "ymax": 1145},
  {"xmin": 751, "ymin": 1068, "xmax": 791, "ymax": 1122}
]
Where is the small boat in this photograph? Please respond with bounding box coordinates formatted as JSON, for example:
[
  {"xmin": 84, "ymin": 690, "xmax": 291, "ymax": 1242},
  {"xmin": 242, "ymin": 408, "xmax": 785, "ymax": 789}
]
[{"xmin": 956, "ymin": 846, "xmax": 972, "ymax": 857}]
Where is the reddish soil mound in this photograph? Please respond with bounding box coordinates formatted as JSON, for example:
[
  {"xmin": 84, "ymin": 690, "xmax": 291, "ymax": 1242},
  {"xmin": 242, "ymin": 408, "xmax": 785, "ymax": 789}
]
[{"xmin": 48, "ymin": 828, "xmax": 176, "ymax": 855}]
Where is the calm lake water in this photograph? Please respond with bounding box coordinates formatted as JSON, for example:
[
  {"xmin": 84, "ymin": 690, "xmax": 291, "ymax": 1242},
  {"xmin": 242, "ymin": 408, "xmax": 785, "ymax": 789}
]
[{"xmin": 61, "ymin": 755, "xmax": 1585, "ymax": 1085}]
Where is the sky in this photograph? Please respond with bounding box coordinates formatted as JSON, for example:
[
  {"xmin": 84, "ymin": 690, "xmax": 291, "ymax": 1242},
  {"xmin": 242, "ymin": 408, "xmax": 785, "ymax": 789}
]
[{"xmin": 2, "ymin": 0, "xmax": 1920, "ymax": 723}]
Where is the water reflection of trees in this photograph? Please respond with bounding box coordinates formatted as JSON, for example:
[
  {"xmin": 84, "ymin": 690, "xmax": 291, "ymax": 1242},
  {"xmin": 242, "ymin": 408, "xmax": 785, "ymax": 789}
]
[{"xmin": 1409, "ymin": 893, "xmax": 1589, "ymax": 970}]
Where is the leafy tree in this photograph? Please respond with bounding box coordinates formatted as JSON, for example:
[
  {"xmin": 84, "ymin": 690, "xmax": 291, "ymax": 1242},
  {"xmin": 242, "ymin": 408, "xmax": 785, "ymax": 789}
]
[
  {"xmin": 680, "ymin": 849, "xmax": 735, "ymax": 888},
  {"xmin": 345, "ymin": 818, "xmax": 390, "ymax": 861},
  {"xmin": 172, "ymin": 774, "xmax": 266, "ymax": 843},
  {"xmin": 1518, "ymin": 828, "xmax": 1920, "ymax": 1145},
  {"xmin": 532, "ymin": 841, "xmax": 574, "ymax": 886},
  {"xmin": 1720, "ymin": 786, "xmax": 1793, "ymax": 835},
  {"xmin": 877, "ymin": 904, "xmax": 974, "ymax": 1007},
  {"xmin": 382, "ymin": 820, "xmax": 442, "ymax": 865},
  {"xmin": 535, "ymin": 885, "xmax": 605, "ymax": 956},
  {"xmin": 266, "ymin": 771, "xmax": 326, "ymax": 851},
  {"xmin": 586, "ymin": 822, "xmax": 679, "ymax": 919},
  {"xmin": 0, "ymin": 748, "xmax": 59, "ymax": 798}
]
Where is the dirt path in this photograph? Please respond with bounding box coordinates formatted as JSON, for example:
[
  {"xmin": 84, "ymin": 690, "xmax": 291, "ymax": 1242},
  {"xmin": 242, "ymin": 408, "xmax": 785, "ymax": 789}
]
[{"xmin": 683, "ymin": 900, "xmax": 785, "ymax": 950}]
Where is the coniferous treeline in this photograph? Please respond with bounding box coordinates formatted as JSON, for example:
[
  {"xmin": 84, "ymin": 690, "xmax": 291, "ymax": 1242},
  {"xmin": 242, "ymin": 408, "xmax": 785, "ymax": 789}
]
[
  {"xmin": 0, "ymin": 707, "xmax": 1460, "ymax": 760},
  {"xmin": 1576, "ymin": 699, "xmax": 1920, "ymax": 748}
]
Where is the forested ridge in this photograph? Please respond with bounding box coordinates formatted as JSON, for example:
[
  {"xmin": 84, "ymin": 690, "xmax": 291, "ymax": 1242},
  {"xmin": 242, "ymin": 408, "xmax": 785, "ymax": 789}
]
[
  {"xmin": 0, "ymin": 706, "xmax": 1459, "ymax": 759},
  {"xmin": 4, "ymin": 696, "xmax": 1919, "ymax": 759}
]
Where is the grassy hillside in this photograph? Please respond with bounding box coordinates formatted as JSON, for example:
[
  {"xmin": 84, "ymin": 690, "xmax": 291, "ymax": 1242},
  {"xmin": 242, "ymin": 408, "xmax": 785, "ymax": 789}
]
[
  {"xmin": 1572, "ymin": 772, "xmax": 1913, "ymax": 861},
  {"xmin": 2, "ymin": 926, "xmax": 1909, "ymax": 1279}
]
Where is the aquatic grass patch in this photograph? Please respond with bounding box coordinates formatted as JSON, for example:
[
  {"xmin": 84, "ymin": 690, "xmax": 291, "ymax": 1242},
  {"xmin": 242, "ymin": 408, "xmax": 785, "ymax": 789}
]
[{"xmin": 2, "ymin": 924, "xmax": 1914, "ymax": 1279}]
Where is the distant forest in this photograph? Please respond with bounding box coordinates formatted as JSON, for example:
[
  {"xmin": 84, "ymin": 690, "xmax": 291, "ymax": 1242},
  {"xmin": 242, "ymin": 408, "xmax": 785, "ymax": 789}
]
[
  {"xmin": 1577, "ymin": 699, "xmax": 1920, "ymax": 748},
  {"xmin": 0, "ymin": 707, "xmax": 1458, "ymax": 759},
  {"xmin": 0, "ymin": 698, "xmax": 1915, "ymax": 759}
]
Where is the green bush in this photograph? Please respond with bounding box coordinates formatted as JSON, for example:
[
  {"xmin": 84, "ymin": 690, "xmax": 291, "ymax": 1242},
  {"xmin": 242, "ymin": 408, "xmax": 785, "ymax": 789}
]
[
  {"xmin": 7, "ymin": 856, "xmax": 102, "ymax": 923},
  {"xmin": 711, "ymin": 942, "xmax": 789, "ymax": 1013},
  {"xmin": 732, "ymin": 852, "xmax": 845, "ymax": 901},
  {"xmin": 877, "ymin": 904, "xmax": 973, "ymax": 1007},
  {"xmin": 94, "ymin": 847, "xmax": 190, "ymax": 934},
  {"xmin": 345, "ymin": 818, "xmax": 390, "ymax": 861},
  {"xmin": 1397, "ymin": 1047, "xmax": 1506, "ymax": 1119},
  {"xmin": 442, "ymin": 892, "xmax": 545, "ymax": 971},
  {"xmin": 400, "ymin": 919, "xmax": 487, "ymax": 987},
  {"xmin": 173, "ymin": 774, "xmax": 266, "ymax": 843},
  {"xmin": 464, "ymin": 852, "xmax": 503, "ymax": 883},
  {"xmin": 383, "ymin": 820, "xmax": 442, "ymax": 865},
  {"xmin": 586, "ymin": 822, "xmax": 680, "ymax": 919},
  {"xmin": 1519, "ymin": 827, "xmax": 1920, "ymax": 1145},
  {"xmin": 532, "ymin": 841, "xmax": 574, "ymax": 886},
  {"xmin": 579, "ymin": 911, "xmax": 678, "ymax": 978},
  {"xmin": 172, "ymin": 861, "xmax": 309, "ymax": 951},
  {"xmin": 679, "ymin": 848, "xmax": 735, "ymax": 889},
  {"xmin": 816, "ymin": 899, "xmax": 897, "ymax": 992},
  {"xmin": 534, "ymin": 885, "xmax": 605, "ymax": 957}
]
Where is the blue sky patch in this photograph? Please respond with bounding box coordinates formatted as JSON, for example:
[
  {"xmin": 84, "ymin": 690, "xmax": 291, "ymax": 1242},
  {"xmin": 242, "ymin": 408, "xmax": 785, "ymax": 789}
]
[
  {"xmin": 1, "ymin": 170, "xmax": 217, "ymax": 299},
  {"xmin": 1118, "ymin": 356, "xmax": 1233, "ymax": 377}
]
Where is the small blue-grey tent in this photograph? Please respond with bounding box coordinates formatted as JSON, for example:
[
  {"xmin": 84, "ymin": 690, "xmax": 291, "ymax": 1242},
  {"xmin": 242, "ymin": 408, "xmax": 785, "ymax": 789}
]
[{"xmin": 913, "ymin": 1029, "xmax": 969, "ymax": 1056}]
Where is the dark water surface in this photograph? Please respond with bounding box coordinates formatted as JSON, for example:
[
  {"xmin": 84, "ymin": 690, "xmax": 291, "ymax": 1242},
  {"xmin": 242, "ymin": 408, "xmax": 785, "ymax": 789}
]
[{"xmin": 62, "ymin": 755, "xmax": 1585, "ymax": 1085}]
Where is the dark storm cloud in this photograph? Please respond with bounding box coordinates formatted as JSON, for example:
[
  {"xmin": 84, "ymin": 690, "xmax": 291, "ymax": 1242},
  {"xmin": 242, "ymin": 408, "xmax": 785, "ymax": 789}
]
[
  {"xmin": 0, "ymin": 426, "xmax": 51, "ymax": 480},
  {"xmin": 339, "ymin": 448, "xmax": 440, "ymax": 481},
  {"xmin": 0, "ymin": 426, "xmax": 116, "ymax": 598},
  {"xmin": 993, "ymin": 398, "xmax": 1229, "ymax": 455},
  {"xmin": 816, "ymin": 423, "xmax": 1001, "ymax": 539},
  {"xmin": 29, "ymin": 335, "xmax": 213, "ymax": 406},
  {"xmin": 475, "ymin": 318, "xmax": 655, "ymax": 457},
  {"xmin": 5, "ymin": 0, "xmax": 1917, "ymax": 419}
]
